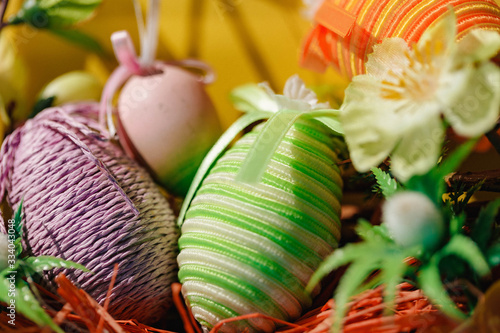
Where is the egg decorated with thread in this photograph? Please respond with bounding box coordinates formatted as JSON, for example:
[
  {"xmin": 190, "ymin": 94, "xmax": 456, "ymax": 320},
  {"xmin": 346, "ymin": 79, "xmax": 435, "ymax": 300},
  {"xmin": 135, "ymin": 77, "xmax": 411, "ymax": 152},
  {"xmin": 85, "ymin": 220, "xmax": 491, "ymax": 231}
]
[
  {"xmin": 117, "ymin": 63, "xmax": 222, "ymax": 197},
  {"xmin": 301, "ymin": 0, "xmax": 500, "ymax": 78},
  {"xmin": 0, "ymin": 103, "xmax": 179, "ymax": 324},
  {"xmin": 177, "ymin": 76, "xmax": 344, "ymax": 332}
]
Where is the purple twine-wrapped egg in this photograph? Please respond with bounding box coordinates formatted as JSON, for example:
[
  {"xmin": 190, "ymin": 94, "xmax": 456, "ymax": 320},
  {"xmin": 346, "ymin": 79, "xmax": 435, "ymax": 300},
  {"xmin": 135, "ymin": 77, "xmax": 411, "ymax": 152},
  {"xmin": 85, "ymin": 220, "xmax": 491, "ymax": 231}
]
[{"xmin": 0, "ymin": 103, "xmax": 179, "ymax": 323}]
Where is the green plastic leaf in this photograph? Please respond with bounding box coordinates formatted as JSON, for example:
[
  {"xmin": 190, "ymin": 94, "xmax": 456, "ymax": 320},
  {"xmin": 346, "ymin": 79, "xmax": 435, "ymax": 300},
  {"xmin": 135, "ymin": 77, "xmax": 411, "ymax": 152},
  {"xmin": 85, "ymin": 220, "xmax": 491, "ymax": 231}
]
[
  {"xmin": 303, "ymin": 109, "xmax": 343, "ymax": 135},
  {"xmin": 486, "ymin": 243, "xmax": 500, "ymax": 267},
  {"xmin": 418, "ymin": 258, "xmax": 466, "ymax": 319},
  {"xmin": 306, "ymin": 243, "xmax": 378, "ymax": 293},
  {"xmin": 50, "ymin": 28, "xmax": 104, "ymax": 54},
  {"xmin": 43, "ymin": 0, "xmax": 102, "ymax": 27},
  {"xmin": 355, "ymin": 219, "xmax": 393, "ymax": 244},
  {"xmin": 371, "ymin": 167, "xmax": 400, "ymax": 198},
  {"xmin": 380, "ymin": 252, "xmax": 410, "ymax": 315},
  {"xmin": 331, "ymin": 259, "xmax": 381, "ymax": 332},
  {"xmin": 436, "ymin": 140, "xmax": 477, "ymax": 180},
  {"xmin": 178, "ymin": 112, "xmax": 269, "ymax": 226},
  {"xmin": 438, "ymin": 234, "xmax": 490, "ymax": 277},
  {"xmin": 13, "ymin": 200, "xmax": 23, "ymax": 240},
  {"xmin": 10, "ymin": 0, "xmax": 102, "ymax": 28},
  {"xmin": 405, "ymin": 140, "xmax": 476, "ymax": 202},
  {"xmin": 14, "ymin": 238, "xmax": 23, "ymax": 257},
  {"xmin": 24, "ymin": 256, "xmax": 89, "ymax": 273},
  {"xmin": 471, "ymin": 199, "xmax": 500, "ymax": 251},
  {"xmin": 449, "ymin": 213, "xmax": 466, "ymax": 237},
  {"xmin": 30, "ymin": 96, "xmax": 55, "ymax": 118},
  {"xmin": 0, "ymin": 277, "xmax": 63, "ymax": 333}
]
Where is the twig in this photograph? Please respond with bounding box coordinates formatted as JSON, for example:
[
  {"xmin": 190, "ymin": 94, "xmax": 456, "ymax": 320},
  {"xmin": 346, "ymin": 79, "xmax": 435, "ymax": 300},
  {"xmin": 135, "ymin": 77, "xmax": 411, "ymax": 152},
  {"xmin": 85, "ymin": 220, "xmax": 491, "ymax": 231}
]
[
  {"xmin": 0, "ymin": 0, "xmax": 9, "ymax": 32},
  {"xmin": 446, "ymin": 169, "xmax": 500, "ymax": 192}
]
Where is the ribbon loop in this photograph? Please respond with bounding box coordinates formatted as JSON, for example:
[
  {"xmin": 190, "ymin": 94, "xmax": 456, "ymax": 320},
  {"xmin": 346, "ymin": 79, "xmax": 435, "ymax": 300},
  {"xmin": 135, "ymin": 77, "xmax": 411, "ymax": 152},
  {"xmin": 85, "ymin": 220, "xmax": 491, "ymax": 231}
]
[{"xmin": 111, "ymin": 31, "xmax": 143, "ymax": 75}]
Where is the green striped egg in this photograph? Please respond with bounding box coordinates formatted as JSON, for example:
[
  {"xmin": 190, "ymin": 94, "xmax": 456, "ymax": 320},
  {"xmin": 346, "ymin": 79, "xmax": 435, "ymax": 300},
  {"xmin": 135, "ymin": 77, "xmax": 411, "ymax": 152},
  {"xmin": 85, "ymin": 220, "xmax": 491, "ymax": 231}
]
[{"xmin": 178, "ymin": 117, "xmax": 343, "ymax": 332}]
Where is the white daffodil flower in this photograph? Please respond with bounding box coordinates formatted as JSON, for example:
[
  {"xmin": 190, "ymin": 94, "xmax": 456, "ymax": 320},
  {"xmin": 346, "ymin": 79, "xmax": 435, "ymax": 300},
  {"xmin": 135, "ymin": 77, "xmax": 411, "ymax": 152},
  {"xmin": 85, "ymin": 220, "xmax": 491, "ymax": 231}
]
[
  {"xmin": 341, "ymin": 11, "xmax": 500, "ymax": 181},
  {"xmin": 259, "ymin": 74, "xmax": 330, "ymax": 111}
]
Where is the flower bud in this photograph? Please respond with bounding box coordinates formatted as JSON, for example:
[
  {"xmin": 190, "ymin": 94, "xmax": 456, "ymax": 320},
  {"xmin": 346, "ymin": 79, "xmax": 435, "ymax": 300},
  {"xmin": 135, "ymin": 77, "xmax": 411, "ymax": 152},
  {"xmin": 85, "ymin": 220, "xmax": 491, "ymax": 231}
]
[
  {"xmin": 40, "ymin": 71, "xmax": 102, "ymax": 106},
  {"xmin": 382, "ymin": 191, "xmax": 444, "ymax": 249}
]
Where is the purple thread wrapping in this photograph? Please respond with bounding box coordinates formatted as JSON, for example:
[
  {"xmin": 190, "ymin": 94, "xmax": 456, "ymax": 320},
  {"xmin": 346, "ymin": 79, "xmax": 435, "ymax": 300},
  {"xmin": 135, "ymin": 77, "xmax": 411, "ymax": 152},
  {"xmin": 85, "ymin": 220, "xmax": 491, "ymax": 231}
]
[{"xmin": 0, "ymin": 103, "xmax": 179, "ymax": 323}]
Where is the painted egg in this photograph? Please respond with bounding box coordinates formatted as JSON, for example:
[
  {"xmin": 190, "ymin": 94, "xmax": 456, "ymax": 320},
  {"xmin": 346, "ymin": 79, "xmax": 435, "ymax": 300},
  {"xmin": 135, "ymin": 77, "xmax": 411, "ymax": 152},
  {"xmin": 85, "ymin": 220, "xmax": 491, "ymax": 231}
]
[
  {"xmin": 301, "ymin": 0, "xmax": 500, "ymax": 78},
  {"xmin": 0, "ymin": 103, "xmax": 179, "ymax": 324},
  {"xmin": 117, "ymin": 64, "xmax": 222, "ymax": 197},
  {"xmin": 178, "ymin": 118, "xmax": 343, "ymax": 332}
]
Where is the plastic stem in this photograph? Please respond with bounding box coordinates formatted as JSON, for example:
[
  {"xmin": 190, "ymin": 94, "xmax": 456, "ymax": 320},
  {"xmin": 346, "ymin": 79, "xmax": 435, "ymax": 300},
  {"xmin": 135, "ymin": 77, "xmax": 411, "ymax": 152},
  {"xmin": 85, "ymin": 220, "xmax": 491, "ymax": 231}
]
[
  {"xmin": 141, "ymin": 0, "xmax": 161, "ymax": 66},
  {"xmin": 0, "ymin": 0, "xmax": 10, "ymax": 32}
]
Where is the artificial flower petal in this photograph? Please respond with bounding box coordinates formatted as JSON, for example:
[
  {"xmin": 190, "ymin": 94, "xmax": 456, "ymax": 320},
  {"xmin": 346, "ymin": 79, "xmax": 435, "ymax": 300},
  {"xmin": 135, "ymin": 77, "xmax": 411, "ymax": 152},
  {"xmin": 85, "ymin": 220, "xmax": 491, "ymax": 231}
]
[
  {"xmin": 458, "ymin": 29, "xmax": 500, "ymax": 63},
  {"xmin": 365, "ymin": 38, "xmax": 411, "ymax": 82},
  {"xmin": 265, "ymin": 75, "xmax": 330, "ymax": 111},
  {"xmin": 283, "ymin": 74, "xmax": 320, "ymax": 106},
  {"xmin": 435, "ymin": 63, "xmax": 473, "ymax": 110},
  {"xmin": 342, "ymin": 100, "xmax": 399, "ymax": 172},
  {"xmin": 417, "ymin": 9, "xmax": 457, "ymax": 63},
  {"xmin": 444, "ymin": 62, "xmax": 500, "ymax": 137},
  {"xmin": 391, "ymin": 115, "xmax": 444, "ymax": 181}
]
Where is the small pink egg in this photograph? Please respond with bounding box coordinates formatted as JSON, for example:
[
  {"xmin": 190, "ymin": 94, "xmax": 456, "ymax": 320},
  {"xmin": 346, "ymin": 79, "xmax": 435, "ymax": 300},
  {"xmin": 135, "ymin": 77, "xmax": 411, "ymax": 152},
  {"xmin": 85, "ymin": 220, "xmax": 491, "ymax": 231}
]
[{"xmin": 117, "ymin": 64, "xmax": 221, "ymax": 196}]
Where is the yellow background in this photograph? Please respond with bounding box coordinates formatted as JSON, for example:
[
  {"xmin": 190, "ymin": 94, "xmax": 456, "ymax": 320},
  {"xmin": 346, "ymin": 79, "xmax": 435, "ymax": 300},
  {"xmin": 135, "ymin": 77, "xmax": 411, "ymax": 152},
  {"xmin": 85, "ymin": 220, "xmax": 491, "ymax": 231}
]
[{"xmin": 5, "ymin": 0, "xmax": 348, "ymax": 128}]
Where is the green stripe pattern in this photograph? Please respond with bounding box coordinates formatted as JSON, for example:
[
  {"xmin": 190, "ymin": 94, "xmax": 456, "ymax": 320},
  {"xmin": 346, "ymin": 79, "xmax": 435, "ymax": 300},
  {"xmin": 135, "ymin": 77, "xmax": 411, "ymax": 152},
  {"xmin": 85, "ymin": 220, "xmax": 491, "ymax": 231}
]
[{"xmin": 178, "ymin": 118, "xmax": 343, "ymax": 332}]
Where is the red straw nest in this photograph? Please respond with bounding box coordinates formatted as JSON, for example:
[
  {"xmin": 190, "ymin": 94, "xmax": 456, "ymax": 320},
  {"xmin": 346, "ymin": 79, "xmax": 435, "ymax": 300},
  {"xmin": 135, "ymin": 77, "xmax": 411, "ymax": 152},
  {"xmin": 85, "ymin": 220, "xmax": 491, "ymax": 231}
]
[{"xmin": 0, "ymin": 264, "xmax": 466, "ymax": 333}]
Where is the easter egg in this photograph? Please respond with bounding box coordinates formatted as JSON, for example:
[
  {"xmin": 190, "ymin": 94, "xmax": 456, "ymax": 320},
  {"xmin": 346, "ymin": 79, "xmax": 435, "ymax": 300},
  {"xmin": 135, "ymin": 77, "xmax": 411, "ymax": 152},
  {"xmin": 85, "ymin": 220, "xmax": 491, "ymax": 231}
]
[
  {"xmin": 178, "ymin": 118, "xmax": 343, "ymax": 332},
  {"xmin": 117, "ymin": 64, "xmax": 222, "ymax": 197},
  {"xmin": 301, "ymin": 0, "xmax": 500, "ymax": 78},
  {"xmin": 0, "ymin": 103, "xmax": 179, "ymax": 324}
]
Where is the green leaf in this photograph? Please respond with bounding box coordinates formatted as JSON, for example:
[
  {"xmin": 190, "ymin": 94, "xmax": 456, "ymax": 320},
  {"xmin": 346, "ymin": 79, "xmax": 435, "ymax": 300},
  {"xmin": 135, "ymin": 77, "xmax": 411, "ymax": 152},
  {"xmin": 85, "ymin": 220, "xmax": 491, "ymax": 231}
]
[
  {"xmin": 0, "ymin": 277, "xmax": 64, "ymax": 333},
  {"xmin": 303, "ymin": 109, "xmax": 343, "ymax": 135},
  {"xmin": 418, "ymin": 258, "xmax": 466, "ymax": 319},
  {"xmin": 331, "ymin": 259, "xmax": 380, "ymax": 332},
  {"xmin": 437, "ymin": 140, "xmax": 477, "ymax": 180},
  {"xmin": 486, "ymin": 243, "xmax": 500, "ymax": 267},
  {"xmin": 10, "ymin": 0, "xmax": 102, "ymax": 29},
  {"xmin": 380, "ymin": 252, "xmax": 410, "ymax": 315},
  {"xmin": 42, "ymin": 0, "xmax": 102, "ymax": 27},
  {"xmin": 405, "ymin": 140, "xmax": 476, "ymax": 203},
  {"xmin": 371, "ymin": 167, "xmax": 400, "ymax": 198},
  {"xmin": 14, "ymin": 238, "xmax": 23, "ymax": 257},
  {"xmin": 13, "ymin": 200, "xmax": 23, "ymax": 240},
  {"xmin": 24, "ymin": 256, "xmax": 89, "ymax": 273},
  {"xmin": 355, "ymin": 219, "xmax": 393, "ymax": 244},
  {"xmin": 405, "ymin": 172, "xmax": 443, "ymax": 204},
  {"xmin": 471, "ymin": 199, "xmax": 500, "ymax": 251},
  {"xmin": 438, "ymin": 234, "xmax": 490, "ymax": 277},
  {"xmin": 306, "ymin": 243, "xmax": 377, "ymax": 293},
  {"xmin": 30, "ymin": 96, "xmax": 55, "ymax": 118},
  {"xmin": 449, "ymin": 213, "xmax": 466, "ymax": 237},
  {"xmin": 49, "ymin": 28, "xmax": 103, "ymax": 54}
]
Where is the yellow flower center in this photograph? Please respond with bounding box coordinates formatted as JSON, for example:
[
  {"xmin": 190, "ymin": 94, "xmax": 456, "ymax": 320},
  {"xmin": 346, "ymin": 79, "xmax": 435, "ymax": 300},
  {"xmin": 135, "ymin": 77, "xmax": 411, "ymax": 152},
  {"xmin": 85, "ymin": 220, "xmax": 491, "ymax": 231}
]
[{"xmin": 381, "ymin": 39, "xmax": 445, "ymax": 104}]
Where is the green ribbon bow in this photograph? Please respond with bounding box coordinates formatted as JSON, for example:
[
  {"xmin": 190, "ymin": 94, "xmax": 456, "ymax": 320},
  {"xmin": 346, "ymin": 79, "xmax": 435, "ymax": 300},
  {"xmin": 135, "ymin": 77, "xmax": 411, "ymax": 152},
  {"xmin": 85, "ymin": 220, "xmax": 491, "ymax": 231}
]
[{"xmin": 178, "ymin": 83, "xmax": 343, "ymax": 226}]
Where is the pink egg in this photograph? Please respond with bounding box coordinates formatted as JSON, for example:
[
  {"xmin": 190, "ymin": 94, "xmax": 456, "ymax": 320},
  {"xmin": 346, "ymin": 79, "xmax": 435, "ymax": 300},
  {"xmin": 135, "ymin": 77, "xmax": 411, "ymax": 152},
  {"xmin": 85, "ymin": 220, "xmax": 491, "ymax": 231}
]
[{"xmin": 117, "ymin": 64, "xmax": 222, "ymax": 196}]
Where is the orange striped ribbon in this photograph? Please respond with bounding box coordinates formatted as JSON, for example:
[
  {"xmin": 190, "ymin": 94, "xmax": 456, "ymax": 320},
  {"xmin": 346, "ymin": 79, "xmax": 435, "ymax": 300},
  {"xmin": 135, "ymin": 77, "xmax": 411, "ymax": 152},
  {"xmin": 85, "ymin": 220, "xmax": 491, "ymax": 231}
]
[{"xmin": 301, "ymin": 0, "xmax": 500, "ymax": 78}]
